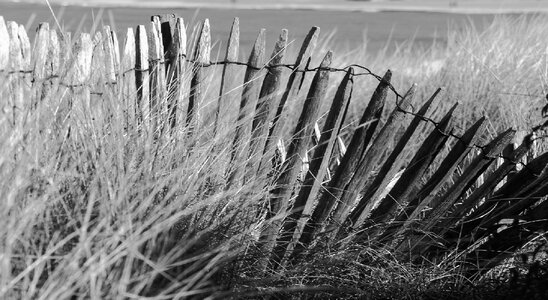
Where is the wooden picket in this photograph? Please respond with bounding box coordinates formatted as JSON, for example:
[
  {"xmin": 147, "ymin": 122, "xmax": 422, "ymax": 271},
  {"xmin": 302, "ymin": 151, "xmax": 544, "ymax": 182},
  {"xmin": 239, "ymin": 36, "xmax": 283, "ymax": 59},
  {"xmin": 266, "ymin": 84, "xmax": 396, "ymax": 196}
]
[
  {"xmin": 384, "ymin": 116, "xmax": 487, "ymax": 245},
  {"xmin": 214, "ymin": 17, "xmax": 240, "ymax": 134},
  {"xmin": 187, "ymin": 19, "xmax": 210, "ymax": 134},
  {"xmin": 264, "ymin": 27, "xmax": 319, "ymax": 158},
  {"xmin": 346, "ymin": 88, "xmax": 441, "ymax": 237},
  {"xmin": 365, "ymin": 103, "xmax": 456, "ymax": 240},
  {"xmin": 247, "ymin": 29, "xmax": 288, "ymax": 180},
  {"xmin": 2, "ymin": 13, "xmax": 548, "ymax": 280},
  {"xmin": 135, "ymin": 25, "xmax": 150, "ymax": 126},
  {"xmin": 293, "ymin": 70, "xmax": 395, "ymax": 257},
  {"xmin": 271, "ymin": 67, "xmax": 353, "ymax": 267},
  {"xmin": 227, "ymin": 29, "xmax": 266, "ymax": 187},
  {"xmin": 261, "ymin": 51, "xmax": 332, "ymax": 264}
]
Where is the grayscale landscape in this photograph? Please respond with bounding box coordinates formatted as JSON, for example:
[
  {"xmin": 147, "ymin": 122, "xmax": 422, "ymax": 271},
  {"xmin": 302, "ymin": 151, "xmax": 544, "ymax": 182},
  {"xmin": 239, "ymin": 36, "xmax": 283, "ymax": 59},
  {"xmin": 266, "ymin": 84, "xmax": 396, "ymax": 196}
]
[{"xmin": 1, "ymin": 0, "xmax": 548, "ymax": 299}]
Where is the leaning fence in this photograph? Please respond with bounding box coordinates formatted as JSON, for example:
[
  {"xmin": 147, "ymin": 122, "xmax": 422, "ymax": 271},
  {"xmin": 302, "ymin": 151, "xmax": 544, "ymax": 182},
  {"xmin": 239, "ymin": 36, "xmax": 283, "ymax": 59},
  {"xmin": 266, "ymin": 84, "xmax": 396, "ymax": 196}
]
[{"xmin": 1, "ymin": 13, "xmax": 548, "ymax": 277}]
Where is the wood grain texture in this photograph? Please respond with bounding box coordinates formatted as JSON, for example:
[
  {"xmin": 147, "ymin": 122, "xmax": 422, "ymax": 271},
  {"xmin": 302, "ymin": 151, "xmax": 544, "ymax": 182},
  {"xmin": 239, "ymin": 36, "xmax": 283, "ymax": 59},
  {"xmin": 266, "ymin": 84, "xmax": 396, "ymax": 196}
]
[
  {"xmin": 296, "ymin": 71, "xmax": 393, "ymax": 250},
  {"xmin": 215, "ymin": 17, "xmax": 240, "ymax": 133},
  {"xmin": 281, "ymin": 68, "xmax": 354, "ymax": 264},
  {"xmin": 249, "ymin": 29, "xmax": 288, "ymax": 179},
  {"xmin": 260, "ymin": 51, "xmax": 332, "ymax": 266}
]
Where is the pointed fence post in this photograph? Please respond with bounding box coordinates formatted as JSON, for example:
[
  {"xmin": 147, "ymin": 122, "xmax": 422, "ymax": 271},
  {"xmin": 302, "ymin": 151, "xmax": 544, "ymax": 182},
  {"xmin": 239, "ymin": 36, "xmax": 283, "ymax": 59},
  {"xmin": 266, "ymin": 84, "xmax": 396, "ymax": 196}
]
[
  {"xmin": 90, "ymin": 31, "xmax": 105, "ymax": 90},
  {"xmin": 187, "ymin": 19, "xmax": 211, "ymax": 135},
  {"xmin": 227, "ymin": 29, "xmax": 266, "ymax": 187},
  {"xmin": 260, "ymin": 51, "xmax": 332, "ymax": 268},
  {"xmin": 214, "ymin": 17, "xmax": 240, "ymax": 135},
  {"xmin": 436, "ymin": 151, "xmax": 548, "ymax": 260},
  {"xmin": 265, "ymin": 27, "xmax": 319, "ymax": 156},
  {"xmin": 436, "ymin": 134, "xmax": 533, "ymax": 234},
  {"xmin": 7, "ymin": 21, "xmax": 24, "ymax": 127},
  {"xmin": 293, "ymin": 77, "xmax": 408, "ymax": 257},
  {"xmin": 365, "ymin": 104, "xmax": 456, "ymax": 241},
  {"xmin": 65, "ymin": 33, "xmax": 93, "ymax": 127},
  {"xmin": 403, "ymin": 128, "xmax": 516, "ymax": 258},
  {"xmin": 328, "ymin": 84, "xmax": 418, "ymax": 241},
  {"xmin": 32, "ymin": 22, "xmax": 51, "ymax": 105},
  {"xmin": 272, "ymin": 68, "xmax": 353, "ymax": 268},
  {"xmin": 164, "ymin": 17, "xmax": 186, "ymax": 131},
  {"xmin": 343, "ymin": 88, "xmax": 441, "ymax": 238},
  {"xmin": 0, "ymin": 17, "xmax": 8, "ymax": 71},
  {"xmin": 121, "ymin": 27, "xmax": 136, "ymax": 127},
  {"xmin": 149, "ymin": 17, "xmax": 166, "ymax": 132},
  {"xmin": 248, "ymin": 29, "xmax": 288, "ymax": 179},
  {"xmin": 135, "ymin": 25, "xmax": 150, "ymax": 127},
  {"xmin": 103, "ymin": 26, "xmax": 117, "ymax": 85},
  {"xmin": 386, "ymin": 116, "xmax": 487, "ymax": 246}
]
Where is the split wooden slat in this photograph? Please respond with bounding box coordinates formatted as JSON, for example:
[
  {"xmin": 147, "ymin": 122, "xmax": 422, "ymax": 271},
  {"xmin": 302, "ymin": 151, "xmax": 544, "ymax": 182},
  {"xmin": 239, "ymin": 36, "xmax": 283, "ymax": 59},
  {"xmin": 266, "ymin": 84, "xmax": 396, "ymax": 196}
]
[
  {"xmin": 366, "ymin": 103, "xmax": 456, "ymax": 241},
  {"xmin": 32, "ymin": 23, "xmax": 50, "ymax": 80},
  {"xmin": 17, "ymin": 21, "xmax": 31, "ymax": 125},
  {"xmin": 421, "ymin": 128, "xmax": 516, "ymax": 232},
  {"xmin": 227, "ymin": 29, "xmax": 267, "ymax": 186},
  {"xmin": 7, "ymin": 21, "xmax": 23, "ymax": 68},
  {"xmin": 18, "ymin": 24, "xmax": 31, "ymax": 70},
  {"xmin": 296, "ymin": 70, "xmax": 391, "ymax": 238},
  {"xmin": 187, "ymin": 19, "xmax": 211, "ymax": 134},
  {"xmin": 345, "ymin": 88, "xmax": 440, "ymax": 235},
  {"xmin": 260, "ymin": 51, "xmax": 332, "ymax": 265},
  {"xmin": 32, "ymin": 23, "xmax": 51, "ymax": 104},
  {"xmin": 111, "ymin": 30, "xmax": 120, "ymax": 76},
  {"xmin": 103, "ymin": 26, "xmax": 117, "ymax": 84},
  {"xmin": 437, "ymin": 134, "xmax": 533, "ymax": 233},
  {"xmin": 90, "ymin": 31, "xmax": 105, "ymax": 88},
  {"xmin": 155, "ymin": 14, "xmax": 176, "ymax": 68},
  {"xmin": 7, "ymin": 21, "xmax": 25, "ymax": 126},
  {"xmin": 135, "ymin": 25, "xmax": 150, "ymax": 126},
  {"xmin": 272, "ymin": 68, "xmax": 353, "ymax": 267},
  {"xmin": 59, "ymin": 31, "xmax": 71, "ymax": 73},
  {"xmin": 214, "ymin": 17, "xmax": 240, "ymax": 133},
  {"xmin": 248, "ymin": 29, "xmax": 288, "ymax": 178},
  {"xmin": 121, "ymin": 28, "xmax": 137, "ymax": 127},
  {"xmin": 404, "ymin": 128, "xmax": 515, "ymax": 257},
  {"xmin": 67, "ymin": 33, "xmax": 93, "ymax": 85},
  {"xmin": 47, "ymin": 29, "xmax": 60, "ymax": 77},
  {"xmin": 165, "ymin": 17, "xmax": 186, "ymax": 130},
  {"xmin": 45, "ymin": 28, "xmax": 61, "ymax": 126},
  {"xmin": 388, "ymin": 116, "xmax": 487, "ymax": 244},
  {"xmin": 149, "ymin": 18, "xmax": 166, "ymax": 131},
  {"xmin": 0, "ymin": 16, "xmax": 9, "ymax": 70},
  {"xmin": 265, "ymin": 27, "xmax": 320, "ymax": 154},
  {"xmin": 295, "ymin": 78, "xmax": 410, "ymax": 255},
  {"xmin": 44, "ymin": 28, "xmax": 60, "ymax": 96},
  {"xmin": 66, "ymin": 33, "xmax": 93, "ymax": 126},
  {"xmin": 327, "ymin": 83, "xmax": 417, "ymax": 239}
]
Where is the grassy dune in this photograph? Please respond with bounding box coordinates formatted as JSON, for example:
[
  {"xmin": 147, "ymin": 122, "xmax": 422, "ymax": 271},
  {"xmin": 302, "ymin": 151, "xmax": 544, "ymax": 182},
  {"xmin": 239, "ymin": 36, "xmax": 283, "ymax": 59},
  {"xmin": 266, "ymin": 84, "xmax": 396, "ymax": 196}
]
[{"xmin": 1, "ymin": 11, "xmax": 548, "ymax": 300}]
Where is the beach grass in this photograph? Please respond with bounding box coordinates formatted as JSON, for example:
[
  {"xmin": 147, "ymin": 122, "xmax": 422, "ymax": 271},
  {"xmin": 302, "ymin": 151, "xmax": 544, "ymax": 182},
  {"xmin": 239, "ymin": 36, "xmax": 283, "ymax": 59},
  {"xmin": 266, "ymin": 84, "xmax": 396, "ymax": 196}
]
[{"xmin": 1, "ymin": 9, "xmax": 548, "ymax": 299}]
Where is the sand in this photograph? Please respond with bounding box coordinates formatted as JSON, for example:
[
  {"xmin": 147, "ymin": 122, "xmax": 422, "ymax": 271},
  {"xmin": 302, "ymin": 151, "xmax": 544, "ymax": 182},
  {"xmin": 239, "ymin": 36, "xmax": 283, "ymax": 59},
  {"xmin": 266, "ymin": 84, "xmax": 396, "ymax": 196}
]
[{"xmin": 5, "ymin": 0, "xmax": 548, "ymax": 14}]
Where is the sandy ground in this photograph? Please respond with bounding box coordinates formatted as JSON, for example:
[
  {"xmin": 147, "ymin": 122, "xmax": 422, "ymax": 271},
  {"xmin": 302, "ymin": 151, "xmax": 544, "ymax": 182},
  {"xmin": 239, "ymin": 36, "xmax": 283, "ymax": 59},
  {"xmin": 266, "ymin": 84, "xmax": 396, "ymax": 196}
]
[{"xmin": 4, "ymin": 0, "xmax": 548, "ymax": 13}]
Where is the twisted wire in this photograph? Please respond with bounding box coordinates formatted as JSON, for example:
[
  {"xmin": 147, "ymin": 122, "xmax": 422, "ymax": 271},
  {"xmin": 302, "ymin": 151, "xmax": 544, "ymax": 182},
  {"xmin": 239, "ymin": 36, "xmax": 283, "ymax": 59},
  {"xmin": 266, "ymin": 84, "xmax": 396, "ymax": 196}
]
[{"xmin": 1, "ymin": 56, "xmax": 546, "ymax": 173}]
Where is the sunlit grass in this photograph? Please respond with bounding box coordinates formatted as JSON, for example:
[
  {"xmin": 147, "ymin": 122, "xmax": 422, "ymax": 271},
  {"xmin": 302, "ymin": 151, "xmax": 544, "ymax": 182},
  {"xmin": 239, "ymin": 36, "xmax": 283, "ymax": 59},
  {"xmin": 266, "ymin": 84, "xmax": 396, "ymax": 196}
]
[{"xmin": 1, "ymin": 11, "xmax": 547, "ymax": 299}]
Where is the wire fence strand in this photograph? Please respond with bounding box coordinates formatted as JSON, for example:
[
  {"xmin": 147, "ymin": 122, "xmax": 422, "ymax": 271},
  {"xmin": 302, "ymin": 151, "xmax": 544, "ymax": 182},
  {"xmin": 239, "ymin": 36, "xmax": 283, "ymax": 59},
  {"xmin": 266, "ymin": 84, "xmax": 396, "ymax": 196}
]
[{"xmin": 1, "ymin": 56, "xmax": 546, "ymax": 174}]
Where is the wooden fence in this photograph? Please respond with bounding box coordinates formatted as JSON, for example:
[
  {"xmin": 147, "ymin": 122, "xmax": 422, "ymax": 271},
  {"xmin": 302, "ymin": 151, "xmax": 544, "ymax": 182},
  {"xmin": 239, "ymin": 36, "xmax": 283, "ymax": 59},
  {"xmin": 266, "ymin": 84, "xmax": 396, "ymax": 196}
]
[{"xmin": 1, "ymin": 13, "xmax": 547, "ymax": 277}]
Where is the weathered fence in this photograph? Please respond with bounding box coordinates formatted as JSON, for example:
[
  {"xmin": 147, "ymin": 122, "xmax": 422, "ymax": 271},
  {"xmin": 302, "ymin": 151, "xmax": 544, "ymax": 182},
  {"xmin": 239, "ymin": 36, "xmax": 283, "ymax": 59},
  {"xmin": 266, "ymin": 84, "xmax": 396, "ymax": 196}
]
[{"xmin": 1, "ymin": 13, "xmax": 547, "ymax": 278}]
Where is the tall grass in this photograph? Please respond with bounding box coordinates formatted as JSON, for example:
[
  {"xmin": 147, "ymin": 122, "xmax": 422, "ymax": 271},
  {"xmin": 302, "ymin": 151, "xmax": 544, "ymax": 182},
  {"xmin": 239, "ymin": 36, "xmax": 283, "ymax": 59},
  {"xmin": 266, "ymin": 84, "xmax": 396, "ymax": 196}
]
[{"xmin": 1, "ymin": 12, "xmax": 548, "ymax": 299}]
